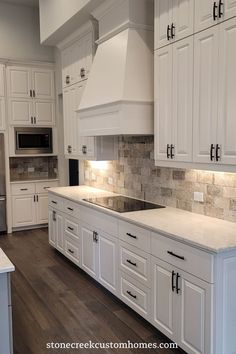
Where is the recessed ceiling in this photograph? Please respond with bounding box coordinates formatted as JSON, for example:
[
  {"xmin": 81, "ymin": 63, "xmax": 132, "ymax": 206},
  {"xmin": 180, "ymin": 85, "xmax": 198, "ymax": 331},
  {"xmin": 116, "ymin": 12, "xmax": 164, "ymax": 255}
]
[{"xmin": 0, "ymin": 0, "xmax": 39, "ymax": 7}]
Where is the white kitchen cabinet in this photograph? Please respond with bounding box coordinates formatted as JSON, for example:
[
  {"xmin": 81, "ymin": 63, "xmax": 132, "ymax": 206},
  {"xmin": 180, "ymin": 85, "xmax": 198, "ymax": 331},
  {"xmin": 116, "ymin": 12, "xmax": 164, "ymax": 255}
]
[
  {"xmin": 34, "ymin": 100, "xmax": 55, "ymax": 126},
  {"xmin": 0, "ymin": 64, "xmax": 5, "ymax": 97},
  {"xmin": 12, "ymin": 195, "xmax": 36, "ymax": 227},
  {"xmin": 32, "ymin": 68, "xmax": 54, "ymax": 100},
  {"xmin": 155, "ymin": 36, "xmax": 193, "ymax": 163},
  {"xmin": 0, "ymin": 98, "xmax": 5, "ymax": 131},
  {"xmin": 36, "ymin": 194, "xmax": 49, "ymax": 224},
  {"xmin": 8, "ymin": 99, "xmax": 33, "ymax": 125},
  {"xmin": 194, "ymin": 17, "xmax": 236, "ymax": 165},
  {"xmin": 7, "ymin": 66, "xmax": 31, "ymax": 99},
  {"xmin": 195, "ymin": 0, "xmax": 236, "ymax": 33},
  {"xmin": 217, "ymin": 18, "xmax": 236, "ymax": 164},
  {"xmin": 0, "ymin": 272, "xmax": 13, "ymax": 354},
  {"xmin": 80, "ymin": 223, "xmax": 97, "ymax": 279},
  {"xmin": 48, "ymin": 208, "xmax": 64, "ymax": 252},
  {"xmin": 48, "ymin": 208, "xmax": 56, "ymax": 247},
  {"xmin": 97, "ymin": 232, "xmax": 118, "ymax": 295},
  {"xmin": 61, "ymin": 31, "xmax": 93, "ymax": 88},
  {"xmin": 154, "ymin": 0, "xmax": 194, "ymax": 49},
  {"xmin": 151, "ymin": 256, "xmax": 212, "ymax": 354}
]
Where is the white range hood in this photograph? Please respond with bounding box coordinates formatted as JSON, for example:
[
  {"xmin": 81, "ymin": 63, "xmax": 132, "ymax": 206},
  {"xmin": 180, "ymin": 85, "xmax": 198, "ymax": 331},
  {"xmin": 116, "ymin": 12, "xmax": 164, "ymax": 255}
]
[{"xmin": 77, "ymin": 0, "xmax": 154, "ymax": 136}]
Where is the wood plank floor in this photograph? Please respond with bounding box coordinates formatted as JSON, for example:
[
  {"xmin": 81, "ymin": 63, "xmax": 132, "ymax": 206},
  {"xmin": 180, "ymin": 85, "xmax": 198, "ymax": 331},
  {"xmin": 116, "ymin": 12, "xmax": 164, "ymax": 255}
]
[{"xmin": 0, "ymin": 228, "xmax": 185, "ymax": 354}]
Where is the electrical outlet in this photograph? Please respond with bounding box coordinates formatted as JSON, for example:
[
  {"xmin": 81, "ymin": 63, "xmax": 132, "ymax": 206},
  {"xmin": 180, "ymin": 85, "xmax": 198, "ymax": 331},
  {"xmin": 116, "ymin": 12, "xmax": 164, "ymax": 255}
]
[
  {"xmin": 108, "ymin": 177, "xmax": 113, "ymax": 185},
  {"xmin": 28, "ymin": 167, "xmax": 35, "ymax": 173},
  {"xmin": 194, "ymin": 191, "xmax": 204, "ymax": 203}
]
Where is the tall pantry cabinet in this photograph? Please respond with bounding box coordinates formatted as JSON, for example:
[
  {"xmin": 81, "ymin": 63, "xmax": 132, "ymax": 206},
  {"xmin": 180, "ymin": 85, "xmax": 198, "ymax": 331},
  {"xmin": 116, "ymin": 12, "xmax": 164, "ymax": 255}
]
[
  {"xmin": 59, "ymin": 22, "xmax": 117, "ymax": 161},
  {"xmin": 154, "ymin": 0, "xmax": 236, "ymax": 171}
]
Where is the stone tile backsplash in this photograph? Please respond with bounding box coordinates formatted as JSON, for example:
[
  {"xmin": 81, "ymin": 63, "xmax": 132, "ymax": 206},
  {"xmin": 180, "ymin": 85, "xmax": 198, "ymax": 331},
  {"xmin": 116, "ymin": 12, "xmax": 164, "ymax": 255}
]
[
  {"xmin": 10, "ymin": 156, "xmax": 58, "ymax": 181},
  {"xmin": 84, "ymin": 136, "xmax": 236, "ymax": 223}
]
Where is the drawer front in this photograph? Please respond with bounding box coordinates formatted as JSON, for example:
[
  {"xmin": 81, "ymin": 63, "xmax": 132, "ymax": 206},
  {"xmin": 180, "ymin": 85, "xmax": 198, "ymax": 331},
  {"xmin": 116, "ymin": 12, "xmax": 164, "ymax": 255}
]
[
  {"xmin": 119, "ymin": 271, "xmax": 150, "ymax": 320},
  {"xmin": 119, "ymin": 241, "xmax": 150, "ymax": 287},
  {"xmin": 11, "ymin": 183, "xmax": 35, "ymax": 195},
  {"xmin": 64, "ymin": 200, "xmax": 80, "ymax": 218},
  {"xmin": 80, "ymin": 205, "xmax": 118, "ymax": 237},
  {"xmin": 64, "ymin": 231, "xmax": 80, "ymax": 266},
  {"xmin": 36, "ymin": 181, "xmax": 59, "ymax": 194},
  {"xmin": 65, "ymin": 218, "xmax": 79, "ymax": 238},
  {"xmin": 151, "ymin": 232, "xmax": 214, "ymax": 283},
  {"xmin": 119, "ymin": 221, "xmax": 151, "ymax": 252},
  {"xmin": 48, "ymin": 194, "xmax": 64, "ymax": 211}
]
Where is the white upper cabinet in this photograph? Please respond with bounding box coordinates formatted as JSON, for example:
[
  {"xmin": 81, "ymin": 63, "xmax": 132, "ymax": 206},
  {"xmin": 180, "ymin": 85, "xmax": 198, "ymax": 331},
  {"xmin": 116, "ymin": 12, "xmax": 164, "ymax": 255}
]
[
  {"xmin": 7, "ymin": 65, "xmax": 55, "ymax": 126},
  {"xmin": 155, "ymin": 0, "xmax": 194, "ymax": 49},
  {"xmin": 155, "ymin": 36, "xmax": 193, "ymax": 163},
  {"xmin": 32, "ymin": 69, "xmax": 55, "ymax": 100},
  {"xmin": 195, "ymin": 0, "xmax": 236, "ymax": 33},
  {"xmin": 7, "ymin": 66, "xmax": 31, "ymax": 99},
  {"xmin": 61, "ymin": 31, "xmax": 94, "ymax": 88},
  {"xmin": 0, "ymin": 65, "xmax": 5, "ymax": 97},
  {"xmin": 217, "ymin": 17, "xmax": 236, "ymax": 164},
  {"xmin": 0, "ymin": 65, "xmax": 5, "ymax": 131}
]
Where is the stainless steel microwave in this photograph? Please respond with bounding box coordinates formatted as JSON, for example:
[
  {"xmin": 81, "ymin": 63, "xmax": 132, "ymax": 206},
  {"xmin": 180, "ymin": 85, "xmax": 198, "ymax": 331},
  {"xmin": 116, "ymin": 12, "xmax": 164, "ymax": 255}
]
[{"xmin": 15, "ymin": 127, "xmax": 53, "ymax": 155}]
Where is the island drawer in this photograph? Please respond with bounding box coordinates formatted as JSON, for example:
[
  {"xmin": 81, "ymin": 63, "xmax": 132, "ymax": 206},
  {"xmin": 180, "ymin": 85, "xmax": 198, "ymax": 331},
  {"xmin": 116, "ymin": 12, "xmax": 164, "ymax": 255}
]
[
  {"xmin": 64, "ymin": 231, "xmax": 80, "ymax": 266},
  {"xmin": 64, "ymin": 200, "xmax": 80, "ymax": 218},
  {"xmin": 64, "ymin": 218, "xmax": 79, "ymax": 238},
  {"xmin": 151, "ymin": 232, "xmax": 214, "ymax": 283},
  {"xmin": 118, "ymin": 221, "xmax": 151, "ymax": 253},
  {"xmin": 48, "ymin": 194, "xmax": 64, "ymax": 211}
]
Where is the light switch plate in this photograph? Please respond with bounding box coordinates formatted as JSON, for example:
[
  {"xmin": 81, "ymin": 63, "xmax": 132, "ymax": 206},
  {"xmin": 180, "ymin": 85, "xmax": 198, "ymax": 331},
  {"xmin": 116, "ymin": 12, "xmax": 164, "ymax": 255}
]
[{"xmin": 194, "ymin": 191, "xmax": 204, "ymax": 202}]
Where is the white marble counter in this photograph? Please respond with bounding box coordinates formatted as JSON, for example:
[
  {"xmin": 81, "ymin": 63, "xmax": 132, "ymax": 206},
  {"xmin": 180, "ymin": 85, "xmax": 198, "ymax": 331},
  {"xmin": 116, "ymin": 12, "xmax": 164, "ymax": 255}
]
[
  {"xmin": 0, "ymin": 249, "xmax": 15, "ymax": 274},
  {"xmin": 49, "ymin": 186, "xmax": 236, "ymax": 254}
]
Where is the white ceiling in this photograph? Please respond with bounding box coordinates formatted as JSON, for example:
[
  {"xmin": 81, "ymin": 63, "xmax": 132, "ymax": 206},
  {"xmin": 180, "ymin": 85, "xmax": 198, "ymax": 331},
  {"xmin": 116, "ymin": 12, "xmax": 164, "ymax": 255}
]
[{"xmin": 0, "ymin": 0, "xmax": 39, "ymax": 7}]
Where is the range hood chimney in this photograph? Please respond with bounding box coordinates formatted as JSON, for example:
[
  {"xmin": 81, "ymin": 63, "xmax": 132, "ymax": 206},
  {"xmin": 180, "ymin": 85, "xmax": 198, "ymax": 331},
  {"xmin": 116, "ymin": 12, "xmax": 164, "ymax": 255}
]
[{"xmin": 77, "ymin": 0, "xmax": 154, "ymax": 136}]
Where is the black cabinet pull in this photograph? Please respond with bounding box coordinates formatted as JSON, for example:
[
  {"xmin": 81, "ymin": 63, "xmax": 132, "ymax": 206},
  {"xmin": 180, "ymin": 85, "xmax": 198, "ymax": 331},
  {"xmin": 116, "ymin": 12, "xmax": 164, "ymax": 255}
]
[
  {"xmin": 127, "ymin": 290, "xmax": 137, "ymax": 299},
  {"xmin": 67, "ymin": 207, "xmax": 74, "ymax": 211},
  {"xmin": 66, "ymin": 75, "xmax": 70, "ymax": 84},
  {"xmin": 30, "ymin": 89, "xmax": 32, "ymax": 97},
  {"xmin": 33, "ymin": 90, "xmax": 35, "ymax": 98},
  {"xmin": 171, "ymin": 23, "xmax": 175, "ymax": 39},
  {"xmin": 167, "ymin": 25, "xmax": 171, "ymax": 40},
  {"xmin": 68, "ymin": 226, "xmax": 74, "ymax": 231},
  {"xmin": 68, "ymin": 249, "xmax": 74, "ymax": 254},
  {"xmin": 167, "ymin": 251, "xmax": 185, "ymax": 261},
  {"xmin": 210, "ymin": 144, "xmax": 215, "ymax": 161},
  {"xmin": 31, "ymin": 116, "xmax": 33, "ymax": 124},
  {"xmin": 216, "ymin": 144, "xmax": 221, "ymax": 162},
  {"xmin": 20, "ymin": 188, "xmax": 28, "ymax": 191},
  {"xmin": 126, "ymin": 259, "xmax": 137, "ymax": 267},
  {"xmin": 126, "ymin": 232, "xmax": 137, "ymax": 239},
  {"xmin": 176, "ymin": 273, "xmax": 181, "ymax": 294},
  {"xmin": 52, "ymin": 200, "xmax": 57, "ymax": 204},
  {"xmin": 34, "ymin": 117, "xmax": 36, "ymax": 124},
  {"xmin": 213, "ymin": 2, "xmax": 218, "ymax": 20},
  {"xmin": 172, "ymin": 270, "xmax": 176, "ymax": 292},
  {"xmin": 93, "ymin": 231, "xmax": 98, "ymax": 243},
  {"xmin": 34, "ymin": 195, "xmax": 36, "ymax": 202},
  {"xmin": 167, "ymin": 144, "xmax": 171, "ymax": 159},
  {"xmin": 219, "ymin": 0, "xmax": 224, "ymax": 18},
  {"xmin": 36, "ymin": 195, "xmax": 38, "ymax": 202},
  {"xmin": 82, "ymin": 145, "xmax": 87, "ymax": 154},
  {"xmin": 80, "ymin": 68, "xmax": 86, "ymax": 79},
  {"xmin": 170, "ymin": 144, "xmax": 175, "ymax": 159},
  {"xmin": 52, "ymin": 210, "xmax": 56, "ymax": 221}
]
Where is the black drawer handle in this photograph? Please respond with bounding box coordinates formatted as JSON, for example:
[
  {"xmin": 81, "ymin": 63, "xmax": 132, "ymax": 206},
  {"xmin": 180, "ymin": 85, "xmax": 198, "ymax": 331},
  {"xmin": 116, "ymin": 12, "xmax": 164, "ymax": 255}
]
[
  {"xmin": 126, "ymin": 232, "xmax": 137, "ymax": 239},
  {"xmin": 127, "ymin": 290, "xmax": 137, "ymax": 299},
  {"xmin": 52, "ymin": 200, "xmax": 57, "ymax": 204},
  {"xmin": 68, "ymin": 226, "xmax": 74, "ymax": 231},
  {"xmin": 176, "ymin": 273, "xmax": 181, "ymax": 294},
  {"xmin": 172, "ymin": 270, "xmax": 176, "ymax": 292},
  {"xmin": 126, "ymin": 259, "xmax": 137, "ymax": 267},
  {"xmin": 213, "ymin": 1, "xmax": 218, "ymax": 20},
  {"xmin": 68, "ymin": 249, "xmax": 74, "ymax": 254},
  {"xmin": 20, "ymin": 188, "xmax": 28, "ymax": 191},
  {"xmin": 219, "ymin": 0, "xmax": 224, "ymax": 18},
  {"xmin": 67, "ymin": 207, "xmax": 74, "ymax": 211},
  {"xmin": 167, "ymin": 251, "xmax": 185, "ymax": 261}
]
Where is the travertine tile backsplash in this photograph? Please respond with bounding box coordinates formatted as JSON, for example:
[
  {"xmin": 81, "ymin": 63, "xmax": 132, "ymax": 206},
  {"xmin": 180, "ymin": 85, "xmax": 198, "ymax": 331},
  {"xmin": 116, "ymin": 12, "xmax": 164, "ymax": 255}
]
[{"xmin": 84, "ymin": 136, "xmax": 236, "ymax": 222}]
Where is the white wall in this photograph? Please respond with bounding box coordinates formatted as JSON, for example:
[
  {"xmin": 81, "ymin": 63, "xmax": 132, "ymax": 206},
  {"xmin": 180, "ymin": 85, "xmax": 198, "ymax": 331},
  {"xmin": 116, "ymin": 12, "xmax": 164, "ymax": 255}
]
[
  {"xmin": 39, "ymin": 0, "xmax": 90, "ymax": 43},
  {"xmin": 0, "ymin": 2, "xmax": 53, "ymax": 62}
]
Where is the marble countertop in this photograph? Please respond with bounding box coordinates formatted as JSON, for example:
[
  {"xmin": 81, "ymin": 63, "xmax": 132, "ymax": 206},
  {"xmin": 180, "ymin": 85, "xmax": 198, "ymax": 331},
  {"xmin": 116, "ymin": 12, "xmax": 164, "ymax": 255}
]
[
  {"xmin": 49, "ymin": 186, "xmax": 236, "ymax": 254},
  {"xmin": 0, "ymin": 249, "xmax": 15, "ymax": 274}
]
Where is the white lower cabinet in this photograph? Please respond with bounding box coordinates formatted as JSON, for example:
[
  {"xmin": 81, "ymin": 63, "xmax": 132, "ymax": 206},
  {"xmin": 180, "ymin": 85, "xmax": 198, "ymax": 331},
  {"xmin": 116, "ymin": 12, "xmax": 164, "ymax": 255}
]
[
  {"xmin": 12, "ymin": 195, "xmax": 36, "ymax": 227},
  {"xmin": 151, "ymin": 256, "xmax": 213, "ymax": 354},
  {"xmin": 80, "ymin": 223, "xmax": 97, "ymax": 279}
]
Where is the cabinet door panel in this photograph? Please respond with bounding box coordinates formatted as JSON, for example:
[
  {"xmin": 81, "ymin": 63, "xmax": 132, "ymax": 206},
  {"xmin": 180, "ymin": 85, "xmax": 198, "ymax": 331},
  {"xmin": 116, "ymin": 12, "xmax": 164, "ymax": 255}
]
[
  {"xmin": 34, "ymin": 101, "xmax": 55, "ymax": 126},
  {"xmin": 48, "ymin": 208, "xmax": 56, "ymax": 246},
  {"xmin": 155, "ymin": 0, "xmax": 173, "ymax": 49},
  {"xmin": 193, "ymin": 27, "xmax": 219, "ymax": 163},
  {"xmin": 9, "ymin": 99, "xmax": 32, "ymax": 125},
  {"xmin": 217, "ymin": 18, "xmax": 236, "ymax": 164},
  {"xmin": 154, "ymin": 46, "xmax": 172, "ymax": 162},
  {"xmin": 81, "ymin": 224, "xmax": 97, "ymax": 279},
  {"xmin": 194, "ymin": 0, "xmax": 217, "ymax": 33},
  {"xmin": 36, "ymin": 194, "xmax": 48, "ymax": 224},
  {"xmin": 0, "ymin": 98, "xmax": 5, "ymax": 131},
  {"xmin": 12, "ymin": 195, "xmax": 36, "ymax": 227},
  {"xmin": 32, "ymin": 69, "xmax": 54, "ymax": 100},
  {"xmin": 172, "ymin": 37, "xmax": 193, "ymax": 162},
  {"xmin": 0, "ymin": 65, "xmax": 5, "ymax": 97},
  {"xmin": 173, "ymin": 0, "xmax": 194, "ymax": 41},
  {"xmin": 7, "ymin": 67, "xmax": 31, "ymax": 99},
  {"xmin": 63, "ymin": 87, "xmax": 72, "ymax": 156},
  {"xmin": 56, "ymin": 213, "xmax": 64, "ymax": 253},
  {"xmin": 224, "ymin": 0, "xmax": 236, "ymax": 20},
  {"xmin": 97, "ymin": 232, "xmax": 118, "ymax": 295},
  {"xmin": 151, "ymin": 257, "xmax": 177, "ymax": 341},
  {"xmin": 177, "ymin": 272, "xmax": 212, "ymax": 354}
]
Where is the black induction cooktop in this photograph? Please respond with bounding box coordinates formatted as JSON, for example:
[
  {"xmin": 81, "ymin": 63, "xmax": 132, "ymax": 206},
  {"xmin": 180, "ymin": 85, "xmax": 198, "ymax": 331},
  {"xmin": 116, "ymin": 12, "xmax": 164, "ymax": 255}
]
[{"xmin": 83, "ymin": 196, "xmax": 165, "ymax": 213}]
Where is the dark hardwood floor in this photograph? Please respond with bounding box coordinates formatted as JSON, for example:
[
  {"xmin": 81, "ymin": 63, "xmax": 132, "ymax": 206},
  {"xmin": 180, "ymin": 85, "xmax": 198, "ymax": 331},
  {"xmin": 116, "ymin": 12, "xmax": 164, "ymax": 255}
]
[{"xmin": 0, "ymin": 228, "xmax": 185, "ymax": 354}]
